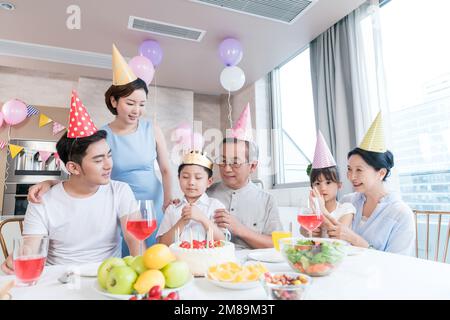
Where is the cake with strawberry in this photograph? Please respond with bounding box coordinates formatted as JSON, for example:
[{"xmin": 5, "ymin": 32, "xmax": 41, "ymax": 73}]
[{"xmin": 169, "ymin": 240, "xmax": 236, "ymax": 276}]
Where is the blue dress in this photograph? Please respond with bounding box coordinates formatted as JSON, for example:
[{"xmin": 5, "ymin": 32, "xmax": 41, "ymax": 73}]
[
  {"xmin": 102, "ymin": 120, "xmax": 164, "ymax": 256},
  {"xmin": 341, "ymin": 192, "xmax": 415, "ymax": 255}
]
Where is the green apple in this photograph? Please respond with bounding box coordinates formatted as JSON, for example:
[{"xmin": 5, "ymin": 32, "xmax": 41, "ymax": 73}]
[
  {"xmin": 130, "ymin": 256, "xmax": 147, "ymax": 275},
  {"xmin": 97, "ymin": 257, "xmax": 126, "ymax": 289},
  {"xmin": 123, "ymin": 256, "xmax": 136, "ymax": 266},
  {"xmin": 161, "ymin": 261, "xmax": 190, "ymax": 288},
  {"xmin": 106, "ymin": 266, "xmax": 138, "ymax": 295}
]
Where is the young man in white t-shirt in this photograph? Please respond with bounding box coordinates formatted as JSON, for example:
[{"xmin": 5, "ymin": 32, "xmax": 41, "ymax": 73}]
[{"xmin": 1, "ymin": 130, "xmax": 139, "ymax": 274}]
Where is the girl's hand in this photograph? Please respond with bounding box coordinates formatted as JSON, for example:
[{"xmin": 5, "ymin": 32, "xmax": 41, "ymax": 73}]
[{"xmin": 310, "ymin": 187, "xmax": 327, "ymax": 213}]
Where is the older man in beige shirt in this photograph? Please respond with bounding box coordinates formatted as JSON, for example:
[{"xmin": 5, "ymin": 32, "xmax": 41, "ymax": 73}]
[{"xmin": 208, "ymin": 138, "xmax": 282, "ymax": 250}]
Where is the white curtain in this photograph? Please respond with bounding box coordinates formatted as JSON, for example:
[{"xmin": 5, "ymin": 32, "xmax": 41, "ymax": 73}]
[{"xmin": 310, "ymin": 0, "xmax": 400, "ymax": 194}]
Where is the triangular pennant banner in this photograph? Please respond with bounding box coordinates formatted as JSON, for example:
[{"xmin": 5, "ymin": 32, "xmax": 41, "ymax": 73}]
[
  {"xmin": 26, "ymin": 105, "xmax": 40, "ymax": 117},
  {"xmin": 39, "ymin": 114, "xmax": 53, "ymax": 127},
  {"xmin": 9, "ymin": 144, "xmax": 24, "ymax": 159},
  {"xmin": 0, "ymin": 140, "xmax": 7, "ymax": 150},
  {"xmin": 53, "ymin": 122, "xmax": 66, "ymax": 135},
  {"xmin": 38, "ymin": 151, "xmax": 52, "ymax": 163}
]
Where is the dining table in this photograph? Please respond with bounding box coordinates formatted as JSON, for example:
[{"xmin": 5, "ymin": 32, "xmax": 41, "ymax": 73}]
[{"xmin": 1, "ymin": 247, "xmax": 449, "ymax": 300}]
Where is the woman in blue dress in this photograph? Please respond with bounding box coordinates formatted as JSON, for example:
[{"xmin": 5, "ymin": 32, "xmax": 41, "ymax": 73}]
[
  {"xmin": 101, "ymin": 78, "xmax": 173, "ymax": 254},
  {"xmin": 27, "ymin": 48, "xmax": 174, "ymax": 255},
  {"xmin": 318, "ymin": 148, "xmax": 415, "ymax": 256}
]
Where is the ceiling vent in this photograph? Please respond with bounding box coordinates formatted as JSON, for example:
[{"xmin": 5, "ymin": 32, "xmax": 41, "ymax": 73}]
[
  {"xmin": 190, "ymin": 0, "xmax": 317, "ymax": 24},
  {"xmin": 0, "ymin": 39, "xmax": 113, "ymax": 69},
  {"xmin": 128, "ymin": 16, "xmax": 206, "ymax": 42}
]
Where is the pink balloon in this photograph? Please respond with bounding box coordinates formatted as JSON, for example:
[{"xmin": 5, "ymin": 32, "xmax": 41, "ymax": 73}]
[
  {"xmin": 0, "ymin": 112, "xmax": 3, "ymax": 128},
  {"xmin": 2, "ymin": 99, "xmax": 27, "ymax": 125},
  {"xmin": 172, "ymin": 122, "xmax": 192, "ymax": 144},
  {"xmin": 128, "ymin": 55, "xmax": 155, "ymax": 85},
  {"xmin": 181, "ymin": 132, "xmax": 204, "ymax": 150}
]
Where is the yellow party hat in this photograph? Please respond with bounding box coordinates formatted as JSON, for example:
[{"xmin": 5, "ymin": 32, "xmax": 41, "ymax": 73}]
[
  {"xmin": 359, "ymin": 111, "xmax": 386, "ymax": 153},
  {"xmin": 112, "ymin": 44, "xmax": 137, "ymax": 86}
]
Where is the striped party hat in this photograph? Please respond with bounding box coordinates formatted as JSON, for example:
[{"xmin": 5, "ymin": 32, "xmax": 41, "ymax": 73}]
[{"xmin": 312, "ymin": 131, "xmax": 336, "ymax": 169}]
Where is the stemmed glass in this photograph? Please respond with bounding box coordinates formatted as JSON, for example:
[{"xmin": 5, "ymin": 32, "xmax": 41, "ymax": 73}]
[
  {"xmin": 297, "ymin": 205, "xmax": 323, "ymax": 238},
  {"xmin": 126, "ymin": 200, "xmax": 157, "ymax": 256},
  {"xmin": 13, "ymin": 235, "xmax": 49, "ymax": 286}
]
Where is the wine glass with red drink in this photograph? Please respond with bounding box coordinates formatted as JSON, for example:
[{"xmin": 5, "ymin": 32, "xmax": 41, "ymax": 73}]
[{"xmin": 126, "ymin": 200, "xmax": 157, "ymax": 255}]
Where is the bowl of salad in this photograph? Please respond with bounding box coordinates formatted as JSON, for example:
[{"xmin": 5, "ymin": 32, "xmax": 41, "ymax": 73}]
[{"xmin": 279, "ymin": 238, "xmax": 347, "ymax": 277}]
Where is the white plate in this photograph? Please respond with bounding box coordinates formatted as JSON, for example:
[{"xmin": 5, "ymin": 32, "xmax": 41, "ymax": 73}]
[
  {"xmin": 206, "ymin": 277, "xmax": 260, "ymax": 290},
  {"xmin": 247, "ymin": 249, "xmax": 284, "ymax": 263},
  {"xmin": 92, "ymin": 275, "xmax": 194, "ymax": 300}
]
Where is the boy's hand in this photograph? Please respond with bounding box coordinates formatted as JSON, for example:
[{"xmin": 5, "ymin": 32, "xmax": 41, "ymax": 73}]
[{"xmin": 181, "ymin": 204, "xmax": 206, "ymax": 223}]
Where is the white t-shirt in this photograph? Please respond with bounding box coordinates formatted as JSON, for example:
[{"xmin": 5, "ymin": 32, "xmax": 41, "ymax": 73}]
[
  {"xmin": 321, "ymin": 202, "xmax": 356, "ymax": 238},
  {"xmin": 23, "ymin": 180, "xmax": 137, "ymax": 265},
  {"xmin": 156, "ymin": 193, "xmax": 225, "ymax": 242}
]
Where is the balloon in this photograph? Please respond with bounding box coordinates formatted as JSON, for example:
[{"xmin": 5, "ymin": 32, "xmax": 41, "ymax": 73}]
[
  {"xmin": 219, "ymin": 38, "xmax": 243, "ymax": 66},
  {"xmin": 2, "ymin": 99, "xmax": 27, "ymax": 125},
  {"xmin": 0, "ymin": 112, "xmax": 3, "ymax": 128},
  {"xmin": 220, "ymin": 66, "xmax": 246, "ymax": 92},
  {"xmin": 139, "ymin": 40, "xmax": 163, "ymax": 67},
  {"xmin": 172, "ymin": 122, "xmax": 192, "ymax": 144},
  {"xmin": 129, "ymin": 55, "xmax": 155, "ymax": 85},
  {"xmin": 181, "ymin": 132, "xmax": 204, "ymax": 151}
]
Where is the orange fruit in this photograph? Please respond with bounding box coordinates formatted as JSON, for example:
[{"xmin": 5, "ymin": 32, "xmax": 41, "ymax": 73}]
[
  {"xmin": 133, "ymin": 269, "xmax": 165, "ymax": 294},
  {"xmin": 143, "ymin": 244, "xmax": 176, "ymax": 270}
]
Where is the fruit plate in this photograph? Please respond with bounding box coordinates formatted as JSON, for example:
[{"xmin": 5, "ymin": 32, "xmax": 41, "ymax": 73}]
[
  {"xmin": 205, "ymin": 277, "xmax": 260, "ymax": 290},
  {"xmin": 247, "ymin": 248, "xmax": 284, "ymax": 263},
  {"xmin": 92, "ymin": 275, "xmax": 194, "ymax": 300}
]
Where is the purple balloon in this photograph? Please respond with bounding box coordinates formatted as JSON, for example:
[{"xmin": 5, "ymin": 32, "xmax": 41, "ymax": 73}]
[
  {"xmin": 129, "ymin": 55, "xmax": 155, "ymax": 85},
  {"xmin": 139, "ymin": 40, "xmax": 163, "ymax": 67},
  {"xmin": 219, "ymin": 38, "xmax": 243, "ymax": 67},
  {"xmin": 2, "ymin": 99, "xmax": 27, "ymax": 125}
]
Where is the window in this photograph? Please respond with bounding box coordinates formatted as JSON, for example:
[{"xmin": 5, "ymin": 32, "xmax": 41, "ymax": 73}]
[
  {"xmin": 375, "ymin": 0, "xmax": 450, "ymax": 212},
  {"xmin": 272, "ymin": 47, "xmax": 316, "ymax": 186},
  {"xmin": 371, "ymin": 0, "xmax": 450, "ymax": 261}
]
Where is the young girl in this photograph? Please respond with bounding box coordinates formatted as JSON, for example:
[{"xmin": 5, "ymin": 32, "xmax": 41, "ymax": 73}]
[
  {"xmin": 309, "ymin": 166, "xmax": 355, "ymax": 238},
  {"xmin": 304, "ymin": 131, "xmax": 355, "ymax": 238}
]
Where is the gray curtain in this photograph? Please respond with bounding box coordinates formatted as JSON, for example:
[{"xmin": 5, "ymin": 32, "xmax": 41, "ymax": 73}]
[{"xmin": 310, "ymin": 15, "xmax": 359, "ymax": 195}]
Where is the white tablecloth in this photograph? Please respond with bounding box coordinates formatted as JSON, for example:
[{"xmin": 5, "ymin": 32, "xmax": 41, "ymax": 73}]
[{"xmin": 1, "ymin": 249, "xmax": 450, "ymax": 300}]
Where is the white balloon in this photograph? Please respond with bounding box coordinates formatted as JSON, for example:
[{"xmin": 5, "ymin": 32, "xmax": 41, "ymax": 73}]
[{"xmin": 220, "ymin": 66, "xmax": 245, "ymax": 92}]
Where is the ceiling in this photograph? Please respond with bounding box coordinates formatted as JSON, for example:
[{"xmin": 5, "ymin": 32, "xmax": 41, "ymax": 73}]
[{"xmin": 0, "ymin": 0, "xmax": 365, "ymax": 95}]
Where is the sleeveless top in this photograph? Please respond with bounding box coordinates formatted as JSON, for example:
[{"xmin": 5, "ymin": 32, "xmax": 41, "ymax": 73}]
[{"xmin": 101, "ymin": 120, "xmax": 163, "ymax": 248}]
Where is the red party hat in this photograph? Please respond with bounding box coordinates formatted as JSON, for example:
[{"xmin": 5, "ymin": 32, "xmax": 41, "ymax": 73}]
[{"xmin": 67, "ymin": 90, "xmax": 98, "ymax": 138}]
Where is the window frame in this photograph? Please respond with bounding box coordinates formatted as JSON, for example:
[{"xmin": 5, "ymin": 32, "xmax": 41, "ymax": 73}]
[{"xmin": 271, "ymin": 44, "xmax": 314, "ymax": 189}]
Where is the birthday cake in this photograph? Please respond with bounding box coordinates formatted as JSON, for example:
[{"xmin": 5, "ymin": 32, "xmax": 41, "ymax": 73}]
[{"xmin": 169, "ymin": 240, "xmax": 236, "ymax": 276}]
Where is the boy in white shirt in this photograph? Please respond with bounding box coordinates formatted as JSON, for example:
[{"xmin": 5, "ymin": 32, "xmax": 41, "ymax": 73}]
[
  {"xmin": 1, "ymin": 92, "xmax": 139, "ymax": 273},
  {"xmin": 157, "ymin": 150, "xmax": 226, "ymax": 246}
]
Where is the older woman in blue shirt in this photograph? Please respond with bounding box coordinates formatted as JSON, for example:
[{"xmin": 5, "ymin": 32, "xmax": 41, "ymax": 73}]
[{"xmin": 320, "ymin": 147, "xmax": 415, "ymax": 256}]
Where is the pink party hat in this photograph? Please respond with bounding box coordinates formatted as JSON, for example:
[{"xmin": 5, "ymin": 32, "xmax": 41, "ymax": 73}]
[
  {"xmin": 226, "ymin": 103, "xmax": 253, "ymax": 142},
  {"xmin": 312, "ymin": 131, "xmax": 336, "ymax": 169}
]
